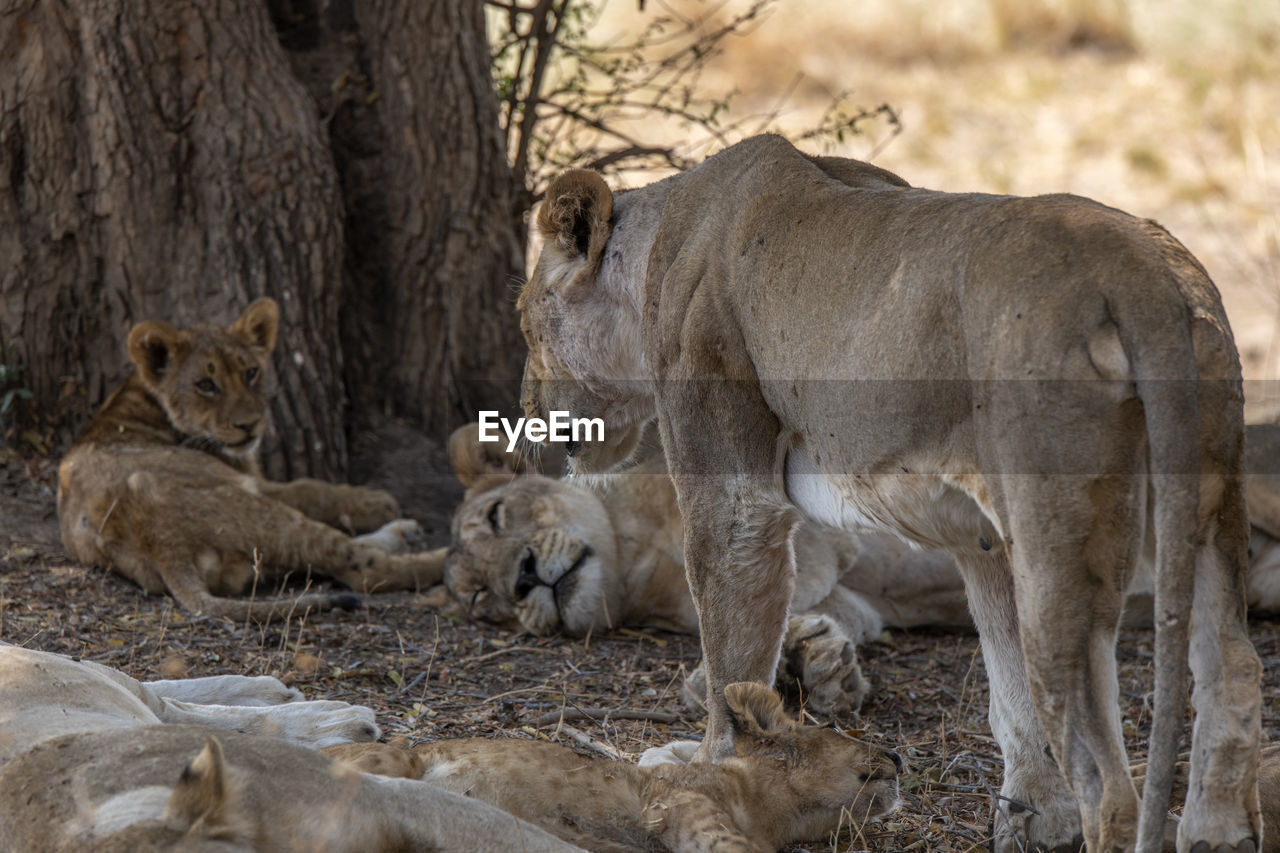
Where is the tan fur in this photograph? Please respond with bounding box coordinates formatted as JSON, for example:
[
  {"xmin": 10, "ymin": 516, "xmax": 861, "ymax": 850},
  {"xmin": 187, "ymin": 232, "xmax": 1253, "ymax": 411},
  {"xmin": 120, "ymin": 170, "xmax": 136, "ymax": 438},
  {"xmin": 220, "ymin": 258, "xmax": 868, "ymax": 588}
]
[
  {"xmin": 0, "ymin": 726, "xmax": 580, "ymax": 852},
  {"xmin": 324, "ymin": 682, "xmax": 900, "ymax": 853},
  {"xmin": 516, "ymin": 135, "xmax": 1261, "ymax": 853},
  {"xmin": 0, "ymin": 644, "xmax": 579, "ymax": 852},
  {"xmin": 1130, "ymin": 745, "xmax": 1280, "ymax": 853},
  {"xmin": 444, "ymin": 421, "xmax": 968, "ymax": 715},
  {"xmin": 57, "ymin": 299, "xmax": 444, "ymax": 619},
  {"xmin": 0, "ymin": 643, "xmax": 380, "ymax": 766}
]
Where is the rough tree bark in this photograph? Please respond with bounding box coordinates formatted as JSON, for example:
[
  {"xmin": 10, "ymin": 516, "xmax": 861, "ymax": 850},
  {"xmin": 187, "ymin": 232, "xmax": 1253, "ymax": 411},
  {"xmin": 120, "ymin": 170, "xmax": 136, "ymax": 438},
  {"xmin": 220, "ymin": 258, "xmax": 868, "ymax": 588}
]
[
  {"xmin": 0, "ymin": 0, "xmax": 525, "ymax": 479},
  {"xmin": 266, "ymin": 0, "xmax": 526, "ymax": 439}
]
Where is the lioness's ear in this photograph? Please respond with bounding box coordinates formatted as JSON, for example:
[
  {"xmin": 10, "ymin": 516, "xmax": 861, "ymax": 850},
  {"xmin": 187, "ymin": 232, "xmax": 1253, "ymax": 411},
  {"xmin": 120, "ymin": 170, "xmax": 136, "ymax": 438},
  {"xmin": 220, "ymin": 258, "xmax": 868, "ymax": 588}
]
[
  {"xmin": 449, "ymin": 422, "xmax": 523, "ymax": 495},
  {"xmin": 537, "ymin": 170, "xmax": 613, "ymax": 270},
  {"xmin": 724, "ymin": 682, "xmax": 796, "ymax": 736},
  {"xmin": 127, "ymin": 321, "xmax": 184, "ymax": 386},
  {"xmin": 230, "ymin": 297, "xmax": 279, "ymax": 352},
  {"xmin": 166, "ymin": 737, "xmax": 233, "ymax": 831}
]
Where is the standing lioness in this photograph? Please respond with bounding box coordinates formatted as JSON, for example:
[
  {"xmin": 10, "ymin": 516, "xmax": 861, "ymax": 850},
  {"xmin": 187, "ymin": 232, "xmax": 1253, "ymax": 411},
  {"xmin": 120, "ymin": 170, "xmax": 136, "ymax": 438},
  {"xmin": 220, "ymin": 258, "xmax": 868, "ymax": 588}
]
[
  {"xmin": 516, "ymin": 135, "xmax": 1260, "ymax": 853},
  {"xmin": 57, "ymin": 298, "xmax": 443, "ymax": 619}
]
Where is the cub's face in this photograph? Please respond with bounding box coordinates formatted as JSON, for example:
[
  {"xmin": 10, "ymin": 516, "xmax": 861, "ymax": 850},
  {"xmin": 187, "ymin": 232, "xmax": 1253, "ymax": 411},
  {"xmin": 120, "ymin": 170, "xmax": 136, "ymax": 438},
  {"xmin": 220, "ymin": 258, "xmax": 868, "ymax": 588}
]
[
  {"xmin": 127, "ymin": 298, "xmax": 278, "ymax": 460},
  {"xmin": 443, "ymin": 474, "xmax": 622, "ymax": 637},
  {"xmin": 518, "ymin": 170, "xmax": 652, "ymax": 474},
  {"xmin": 774, "ymin": 723, "xmax": 902, "ymax": 831},
  {"xmin": 719, "ymin": 682, "xmax": 902, "ymax": 837}
]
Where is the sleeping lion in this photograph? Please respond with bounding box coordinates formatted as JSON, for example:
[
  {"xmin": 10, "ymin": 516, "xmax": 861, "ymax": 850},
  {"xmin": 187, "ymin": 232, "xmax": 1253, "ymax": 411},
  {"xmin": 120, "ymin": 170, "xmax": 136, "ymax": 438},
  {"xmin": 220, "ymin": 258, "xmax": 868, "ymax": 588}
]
[{"xmin": 440, "ymin": 422, "xmax": 970, "ymax": 715}]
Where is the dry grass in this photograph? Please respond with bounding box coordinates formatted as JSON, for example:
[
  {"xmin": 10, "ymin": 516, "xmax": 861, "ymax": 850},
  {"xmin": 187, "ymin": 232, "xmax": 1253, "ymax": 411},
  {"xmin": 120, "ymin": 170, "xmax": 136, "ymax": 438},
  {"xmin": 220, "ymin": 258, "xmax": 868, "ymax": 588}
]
[{"xmin": 4, "ymin": 454, "xmax": 1280, "ymax": 852}]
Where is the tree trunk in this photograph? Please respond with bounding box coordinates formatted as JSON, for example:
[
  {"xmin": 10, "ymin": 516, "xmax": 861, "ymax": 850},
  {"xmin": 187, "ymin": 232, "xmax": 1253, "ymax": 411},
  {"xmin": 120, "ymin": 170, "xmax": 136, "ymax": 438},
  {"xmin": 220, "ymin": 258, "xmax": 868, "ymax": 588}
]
[
  {"xmin": 352, "ymin": 0, "xmax": 526, "ymax": 435},
  {"xmin": 267, "ymin": 0, "xmax": 527, "ymax": 443},
  {"xmin": 0, "ymin": 0, "xmax": 525, "ymax": 478}
]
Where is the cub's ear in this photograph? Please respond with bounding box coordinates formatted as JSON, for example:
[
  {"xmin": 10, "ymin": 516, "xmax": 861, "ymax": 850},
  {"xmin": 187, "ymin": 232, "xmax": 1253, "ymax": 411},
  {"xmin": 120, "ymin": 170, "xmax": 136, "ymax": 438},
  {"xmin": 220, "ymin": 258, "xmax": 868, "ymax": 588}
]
[
  {"xmin": 230, "ymin": 297, "xmax": 279, "ymax": 353},
  {"xmin": 127, "ymin": 321, "xmax": 185, "ymax": 386},
  {"xmin": 724, "ymin": 682, "xmax": 796, "ymax": 736},
  {"xmin": 448, "ymin": 422, "xmax": 523, "ymax": 495},
  {"xmin": 166, "ymin": 737, "xmax": 235, "ymax": 833},
  {"xmin": 537, "ymin": 170, "xmax": 614, "ymax": 270}
]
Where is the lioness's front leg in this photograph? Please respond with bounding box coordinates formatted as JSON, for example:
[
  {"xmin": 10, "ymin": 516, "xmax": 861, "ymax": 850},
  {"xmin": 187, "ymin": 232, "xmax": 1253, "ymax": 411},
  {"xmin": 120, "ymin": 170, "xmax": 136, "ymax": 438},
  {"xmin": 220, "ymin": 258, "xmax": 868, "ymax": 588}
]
[
  {"xmin": 258, "ymin": 478, "xmax": 400, "ymax": 533},
  {"xmin": 677, "ymin": 478, "xmax": 799, "ymax": 761}
]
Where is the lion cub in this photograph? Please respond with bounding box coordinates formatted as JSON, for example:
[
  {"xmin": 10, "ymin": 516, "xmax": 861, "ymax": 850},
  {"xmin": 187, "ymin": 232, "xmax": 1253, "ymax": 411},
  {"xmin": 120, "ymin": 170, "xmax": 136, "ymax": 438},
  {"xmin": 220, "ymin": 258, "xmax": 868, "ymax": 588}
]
[
  {"xmin": 57, "ymin": 298, "xmax": 443, "ymax": 619},
  {"xmin": 325, "ymin": 682, "xmax": 901, "ymax": 853}
]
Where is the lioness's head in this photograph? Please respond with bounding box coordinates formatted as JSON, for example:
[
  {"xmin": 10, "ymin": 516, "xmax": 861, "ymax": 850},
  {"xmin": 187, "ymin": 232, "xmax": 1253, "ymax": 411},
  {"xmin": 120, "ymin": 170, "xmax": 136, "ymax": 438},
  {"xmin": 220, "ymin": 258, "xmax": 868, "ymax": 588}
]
[
  {"xmin": 721, "ymin": 682, "xmax": 902, "ymax": 836},
  {"xmin": 442, "ymin": 425, "xmax": 624, "ymax": 636},
  {"xmin": 126, "ymin": 298, "xmax": 278, "ymax": 459},
  {"xmin": 518, "ymin": 171, "xmax": 652, "ymax": 473}
]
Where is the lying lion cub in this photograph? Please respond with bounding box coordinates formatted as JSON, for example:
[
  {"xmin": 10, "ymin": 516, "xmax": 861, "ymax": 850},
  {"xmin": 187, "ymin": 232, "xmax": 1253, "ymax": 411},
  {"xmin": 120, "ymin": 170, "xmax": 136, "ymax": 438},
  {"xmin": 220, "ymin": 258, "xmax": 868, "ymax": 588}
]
[
  {"xmin": 324, "ymin": 681, "xmax": 901, "ymax": 853},
  {"xmin": 0, "ymin": 643, "xmax": 580, "ymax": 852},
  {"xmin": 57, "ymin": 298, "xmax": 443, "ymax": 619}
]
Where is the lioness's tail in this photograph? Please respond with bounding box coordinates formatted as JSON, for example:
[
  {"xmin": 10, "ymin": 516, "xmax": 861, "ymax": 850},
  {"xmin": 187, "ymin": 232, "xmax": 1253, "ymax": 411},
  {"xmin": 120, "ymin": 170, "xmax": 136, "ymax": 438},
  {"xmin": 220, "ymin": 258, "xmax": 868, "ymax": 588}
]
[{"xmin": 1112, "ymin": 287, "xmax": 1204, "ymax": 852}]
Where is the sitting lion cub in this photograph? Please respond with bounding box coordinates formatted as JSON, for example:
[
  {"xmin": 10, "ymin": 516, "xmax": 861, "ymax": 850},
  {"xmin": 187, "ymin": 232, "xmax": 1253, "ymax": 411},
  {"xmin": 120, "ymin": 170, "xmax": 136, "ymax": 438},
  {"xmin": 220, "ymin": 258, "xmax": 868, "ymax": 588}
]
[
  {"xmin": 324, "ymin": 681, "xmax": 902, "ymax": 853},
  {"xmin": 57, "ymin": 298, "xmax": 443, "ymax": 619}
]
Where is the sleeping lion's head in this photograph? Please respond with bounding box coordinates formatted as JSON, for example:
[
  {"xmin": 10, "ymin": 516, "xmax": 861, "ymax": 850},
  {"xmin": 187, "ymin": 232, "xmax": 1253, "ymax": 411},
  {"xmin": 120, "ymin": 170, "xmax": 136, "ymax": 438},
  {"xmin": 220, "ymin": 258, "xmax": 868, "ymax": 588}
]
[
  {"xmin": 517, "ymin": 170, "xmax": 654, "ymax": 474},
  {"xmin": 442, "ymin": 424, "xmax": 624, "ymax": 636}
]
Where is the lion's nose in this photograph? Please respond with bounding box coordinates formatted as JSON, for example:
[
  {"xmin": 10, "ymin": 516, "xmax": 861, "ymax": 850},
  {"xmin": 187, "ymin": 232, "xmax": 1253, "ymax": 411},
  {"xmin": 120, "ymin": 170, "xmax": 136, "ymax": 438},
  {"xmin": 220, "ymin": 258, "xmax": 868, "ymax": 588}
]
[
  {"xmin": 514, "ymin": 550, "xmax": 540, "ymax": 599},
  {"xmin": 564, "ymin": 439, "xmax": 582, "ymax": 457}
]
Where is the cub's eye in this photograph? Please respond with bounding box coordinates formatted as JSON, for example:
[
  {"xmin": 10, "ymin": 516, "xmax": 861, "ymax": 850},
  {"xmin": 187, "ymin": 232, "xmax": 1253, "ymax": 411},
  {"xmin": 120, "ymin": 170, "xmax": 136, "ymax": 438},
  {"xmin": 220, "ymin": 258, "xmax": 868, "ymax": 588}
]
[
  {"xmin": 195, "ymin": 378, "xmax": 218, "ymax": 395},
  {"xmin": 245, "ymin": 366, "xmax": 260, "ymax": 383},
  {"xmin": 487, "ymin": 501, "xmax": 504, "ymax": 533}
]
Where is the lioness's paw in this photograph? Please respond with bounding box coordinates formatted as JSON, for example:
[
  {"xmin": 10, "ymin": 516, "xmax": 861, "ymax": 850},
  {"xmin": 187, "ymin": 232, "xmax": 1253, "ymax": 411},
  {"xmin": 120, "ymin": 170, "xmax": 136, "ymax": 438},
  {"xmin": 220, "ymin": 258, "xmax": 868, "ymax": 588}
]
[
  {"xmin": 341, "ymin": 487, "xmax": 402, "ymax": 533},
  {"xmin": 638, "ymin": 740, "xmax": 701, "ymax": 767},
  {"xmin": 353, "ymin": 519, "xmax": 427, "ymax": 554},
  {"xmin": 989, "ymin": 778, "xmax": 1082, "ymax": 853},
  {"xmin": 258, "ymin": 700, "xmax": 381, "ymax": 748},
  {"xmin": 1186, "ymin": 842, "xmax": 1259, "ymax": 853},
  {"xmin": 780, "ymin": 613, "xmax": 869, "ymax": 716}
]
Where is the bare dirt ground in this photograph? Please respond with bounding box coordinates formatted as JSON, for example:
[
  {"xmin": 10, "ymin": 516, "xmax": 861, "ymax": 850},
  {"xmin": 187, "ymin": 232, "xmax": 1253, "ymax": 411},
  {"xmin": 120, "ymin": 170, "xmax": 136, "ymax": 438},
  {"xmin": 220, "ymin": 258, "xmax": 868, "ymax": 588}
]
[{"xmin": 3, "ymin": 449, "xmax": 1278, "ymax": 852}]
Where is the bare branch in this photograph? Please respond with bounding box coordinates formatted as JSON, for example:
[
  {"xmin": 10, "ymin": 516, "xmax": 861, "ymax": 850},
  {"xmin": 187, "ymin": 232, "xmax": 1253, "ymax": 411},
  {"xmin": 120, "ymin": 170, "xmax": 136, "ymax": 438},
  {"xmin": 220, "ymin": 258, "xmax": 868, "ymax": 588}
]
[{"xmin": 489, "ymin": 0, "xmax": 901, "ymax": 197}]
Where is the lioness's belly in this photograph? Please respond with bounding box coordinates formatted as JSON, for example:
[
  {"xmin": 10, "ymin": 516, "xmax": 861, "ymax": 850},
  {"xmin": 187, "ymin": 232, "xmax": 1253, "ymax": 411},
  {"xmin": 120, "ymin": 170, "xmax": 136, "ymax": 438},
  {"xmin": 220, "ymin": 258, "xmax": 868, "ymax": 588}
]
[{"xmin": 784, "ymin": 446, "xmax": 999, "ymax": 557}]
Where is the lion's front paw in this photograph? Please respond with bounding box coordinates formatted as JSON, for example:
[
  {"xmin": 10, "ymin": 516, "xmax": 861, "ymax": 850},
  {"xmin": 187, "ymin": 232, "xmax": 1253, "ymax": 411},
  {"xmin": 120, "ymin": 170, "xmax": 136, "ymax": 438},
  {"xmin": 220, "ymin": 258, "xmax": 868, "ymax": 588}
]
[
  {"xmin": 353, "ymin": 519, "xmax": 427, "ymax": 554},
  {"xmin": 341, "ymin": 487, "xmax": 402, "ymax": 533},
  {"xmin": 779, "ymin": 613, "xmax": 869, "ymax": 717},
  {"xmin": 989, "ymin": 776, "xmax": 1083, "ymax": 853}
]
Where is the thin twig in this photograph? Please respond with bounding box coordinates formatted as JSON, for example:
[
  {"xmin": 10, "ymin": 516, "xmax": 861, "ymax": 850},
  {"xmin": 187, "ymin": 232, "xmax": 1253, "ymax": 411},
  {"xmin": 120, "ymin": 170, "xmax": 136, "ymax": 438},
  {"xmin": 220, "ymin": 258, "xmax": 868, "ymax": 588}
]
[
  {"xmin": 526, "ymin": 707, "xmax": 680, "ymax": 727},
  {"xmin": 556, "ymin": 723, "xmax": 630, "ymax": 761}
]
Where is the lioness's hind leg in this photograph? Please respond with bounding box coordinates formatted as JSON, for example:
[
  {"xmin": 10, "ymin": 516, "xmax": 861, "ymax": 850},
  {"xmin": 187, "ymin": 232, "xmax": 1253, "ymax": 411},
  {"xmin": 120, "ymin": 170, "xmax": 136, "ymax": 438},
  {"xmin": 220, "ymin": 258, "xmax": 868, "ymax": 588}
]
[
  {"xmin": 956, "ymin": 551, "xmax": 1084, "ymax": 853},
  {"xmin": 1179, "ymin": 495, "xmax": 1262, "ymax": 853}
]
